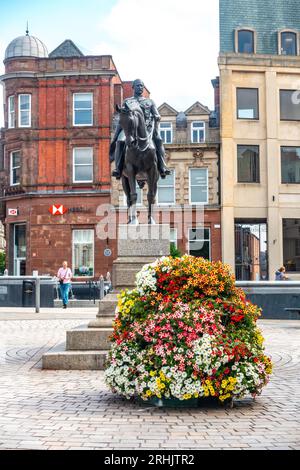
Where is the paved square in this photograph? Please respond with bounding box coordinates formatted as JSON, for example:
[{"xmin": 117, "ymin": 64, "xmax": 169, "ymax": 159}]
[{"xmin": 0, "ymin": 308, "xmax": 299, "ymax": 450}]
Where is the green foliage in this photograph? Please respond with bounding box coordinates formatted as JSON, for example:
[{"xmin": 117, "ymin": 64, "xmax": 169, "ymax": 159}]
[
  {"xmin": 0, "ymin": 251, "xmax": 5, "ymax": 275},
  {"xmin": 170, "ymin": 242, "xmax": 182, "ymax": 259}
]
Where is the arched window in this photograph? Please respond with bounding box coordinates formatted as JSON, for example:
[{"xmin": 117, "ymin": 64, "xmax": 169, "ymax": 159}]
[
  {"xmin": 280, "ymin": 31, "xmax": 297, "ymax": 55},
  {"xmin": 237, "ymin": 30, "xmax": 254, "ymax": 54}
]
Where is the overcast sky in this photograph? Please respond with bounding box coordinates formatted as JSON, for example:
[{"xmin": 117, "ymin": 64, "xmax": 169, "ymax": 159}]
[{"xmin": 0, "ymin": 0, "xmax": 220, "ymax": 126}]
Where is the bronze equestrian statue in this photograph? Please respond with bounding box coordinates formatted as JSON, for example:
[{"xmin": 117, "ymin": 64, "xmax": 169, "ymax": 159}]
[{"xmin": 110, "ymin": 79, "xmax": 170, "ymax": 225}]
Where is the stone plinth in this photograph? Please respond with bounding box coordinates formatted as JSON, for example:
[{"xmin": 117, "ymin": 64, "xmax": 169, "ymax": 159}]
[
  {"xmin": 113, "ymin": 224, "xmax": 170, "ymax": 290},
  {"xmin": 118, "ymin": 224, "xmax": 170, "ymax": 257}
]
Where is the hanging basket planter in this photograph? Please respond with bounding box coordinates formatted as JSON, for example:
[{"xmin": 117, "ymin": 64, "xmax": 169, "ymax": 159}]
[{"xmin": 105, "ymin": 255, "xmax": 272, "ymax": 405}]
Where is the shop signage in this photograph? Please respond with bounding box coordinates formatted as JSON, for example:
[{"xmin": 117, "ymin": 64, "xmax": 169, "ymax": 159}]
[
  {"xmin": 49, "ymin": 205, "xmax": 68, "ymax": 215},
  {"xmin": 8, "ymin": 208, "xmax": 18, "ymax": 216},
  {"xmin": 69, "ymin": 207, "xmax": 91, "ymax": 213}
]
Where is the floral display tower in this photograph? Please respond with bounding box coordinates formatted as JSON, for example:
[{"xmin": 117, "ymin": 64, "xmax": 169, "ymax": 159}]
[{"xmin": 105, "ymin": 255, "xmax": 273, "ymax": 406}]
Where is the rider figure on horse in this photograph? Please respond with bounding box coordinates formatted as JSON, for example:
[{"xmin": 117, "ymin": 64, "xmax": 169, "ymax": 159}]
[{"xmin": 110, "ymin": 79, "xmax": 171, "ymax": 180}]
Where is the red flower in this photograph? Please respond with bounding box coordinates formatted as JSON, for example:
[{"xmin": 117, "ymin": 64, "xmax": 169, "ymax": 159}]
[{"xmin": 231, "ymin": 314, "xmax": 244, "ymax": 323}]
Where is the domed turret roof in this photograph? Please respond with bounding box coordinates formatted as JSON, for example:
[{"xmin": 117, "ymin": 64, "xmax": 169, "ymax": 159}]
[{"xmin": 5, "ymin": 34, "xmax": 48, "ymax": 60}]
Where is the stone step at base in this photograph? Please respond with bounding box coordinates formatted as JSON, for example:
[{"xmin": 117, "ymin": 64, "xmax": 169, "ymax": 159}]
[
  {"xmin": 42, "ymin": 343, "xmax": 109, "ymax": 370},
  {"xmin": 54, "ymin": 299, "xmax": 100, "ymax": 308},
  {"xmin": 66, "ymin": 327, "xmax": 113, "ymax": 351},
  {"xmin": 88, "ymin": 316, "xmax": 115, "ymax": 328}
]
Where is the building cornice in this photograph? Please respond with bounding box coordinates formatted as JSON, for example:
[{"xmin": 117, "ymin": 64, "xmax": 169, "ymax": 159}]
[
  {"xmin": 218, "ymin": 53, "xmax": 300, "ymax": 69},
  {"xmin": 0, "ymin": 190, "xmax": 111, "ymax": 202},
  {"xmin": 165, "ymin": 142, "xmax": 220, "ymax": 151},
  {"xmin": 0, "ymin": 70, "xmax": 117, "ymax": 82}
]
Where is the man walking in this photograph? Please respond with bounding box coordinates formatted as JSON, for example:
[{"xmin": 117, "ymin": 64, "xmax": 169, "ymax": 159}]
[{"xmin": 57, "ymin": 261, "xmax": 72, "ymax": 309}]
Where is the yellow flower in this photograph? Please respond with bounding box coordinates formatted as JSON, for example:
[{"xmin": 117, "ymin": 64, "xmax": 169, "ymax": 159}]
[
  {"xmin": 150, "ymin": 371, "xmax": 156, "ymax": 377},
  {"xmin": 183, "ymin": 394, "xmax": 192, "ymax": 400},
  {"xmin": 146, "ymin": 390, "xmax": 152, "ymax": 397},
  {"xmin": 159, "ymin": 371, "xmax": 166, "ymax": 381}
]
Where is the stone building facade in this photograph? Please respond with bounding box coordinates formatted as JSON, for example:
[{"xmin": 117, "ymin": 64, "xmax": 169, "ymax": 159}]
[
  {"xmin": 0, "ymin": 35, "xmax": 128, "ymax": 277},
  {"xmin": 219, "ymin": 0, "xmax": 300, "ymax": 280},
  {"xmin": 111, "ymin": 100, "xmax": 221, "ymax": 261}
]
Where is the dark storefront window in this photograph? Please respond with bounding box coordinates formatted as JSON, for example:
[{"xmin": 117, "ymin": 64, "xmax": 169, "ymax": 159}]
[
  {"xmin": 189, "ymin": 228, "xmax": 211, "ymax": 260},
  {"xmin": 281, "ymin": 147, "xmax": 300, "ymax": 183},
  {"xmin": 235, "ymin": 221, "xmax": 268, "ymax": 280},
  {"xmin": 14, "ymin": 224, "xmax": 26, "ymax": 275},
  {"xmin": 237, "ymin": 88, "xmax": 259, "ymax": 120},
  {"xmin": 283, "ymin": 219, "xmax": 300, "ymax": 272},
  {"xmin": 281, "ymin": 32, "xmax": 297, "ymax": 56},
  {"xmin": 238, "ymin": 30, "xmax": 254, "ymax": 53},
  {"xmin": 280, "ymin": 90, "xmax": 300, "ymax": 121},
  {"xmin": 237, "ymin": 145, "xmax": 260, "ymax": 183}
]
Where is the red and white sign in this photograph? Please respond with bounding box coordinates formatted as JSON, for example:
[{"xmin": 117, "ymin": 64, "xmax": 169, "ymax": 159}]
[
  {"xmin": 48, "ymin": 204, "xmax": 68, "ymax": 216},
  {"xmin": 8, "ymin": 208, "xmax": 18, "ymax": 216}
]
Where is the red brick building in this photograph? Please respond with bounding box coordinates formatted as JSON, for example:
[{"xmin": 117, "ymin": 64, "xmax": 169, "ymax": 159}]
[
  {"xmin": 0, "ymin": 33, "xmax": 221, "ymax": 278},
  {"xmin": 0, "ymin": 35, "xmax": 128, "ymax": 278}
]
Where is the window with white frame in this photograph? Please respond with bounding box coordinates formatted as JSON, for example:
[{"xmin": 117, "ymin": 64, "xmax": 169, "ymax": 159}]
[
  {"xmin": 73, "ymin": 93, "xmax": 93, "ymax": 126},
  {"xmin": 189, "ymin": 168, "xmax": 208, "ymax": 204},
  {"xmin": 10, "ymin": 150, "xmax": 21, "ymax": 186},
  {"xmin": 73, "ymin": 229, "xmax": 94, "ymax": 277},
  {"xmin": 157, "ymin": 170, "xmax": 175, "ymax": 204},
  {"xmin": 189, "ymin": 228, "xmax": 210, "ymax": 260},
  {"xmin": 170, "ymin": 228, "xmax": 178, "ymax": 248},
  {"xmin": 160, "ymin": 122, "xmax": 173, "ymax": 144},
  {"xmin": 18, "ymin": 94, "xmax": 31, "ymax": 127},
  {"xmin": 73, "ymin": 148, "xmax": 93, "ymax": 183},
  {"xmin": 123, "ymin": 184, "xmax": 143, "ymax": 206},
  {"xmin": 191, "ymin": 122, "xmax": 205, "ymax": 143},
  {"xmin": 8, "ymin": 96, "xmax": 15, "ymax": 128}
]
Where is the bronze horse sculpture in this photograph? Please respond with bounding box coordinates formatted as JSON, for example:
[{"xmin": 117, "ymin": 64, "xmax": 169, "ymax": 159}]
[{"xmin": 116, "ymin": 101, "xmax": 160, "ymax": 225}]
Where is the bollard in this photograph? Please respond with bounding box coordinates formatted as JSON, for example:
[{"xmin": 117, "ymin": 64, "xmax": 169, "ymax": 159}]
[{"xmin": 35, "ymin": 277, "xmax": 40, "ymax": 313}]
